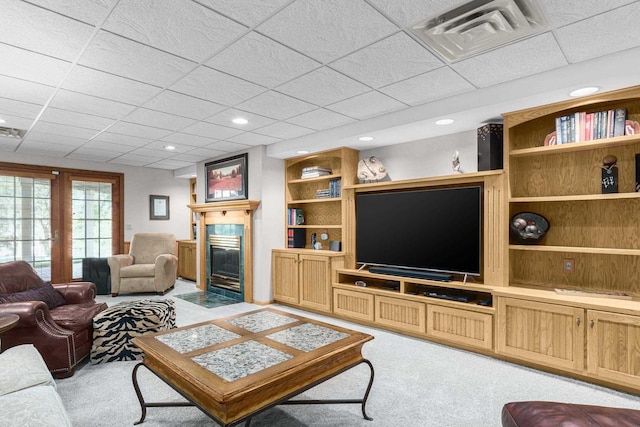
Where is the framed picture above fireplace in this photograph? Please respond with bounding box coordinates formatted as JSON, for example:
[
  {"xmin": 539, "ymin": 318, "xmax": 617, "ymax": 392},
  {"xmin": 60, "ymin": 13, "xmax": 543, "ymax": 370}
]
[{"xmin": 205, "ymin": 153, "xmax": 248, "ymax": 203}]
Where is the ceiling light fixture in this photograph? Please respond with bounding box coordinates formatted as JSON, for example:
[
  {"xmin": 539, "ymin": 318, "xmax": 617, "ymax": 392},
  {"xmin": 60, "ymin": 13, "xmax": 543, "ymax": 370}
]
[
  {"xmin": 0, "ymin": 119, "xmax": 5, "ymax": 124},
  {"xmin": 435, "ymin": 119, "xmax": 454, "ymax": 125},
  {"xmin": 359, "ymin": 136, "xmax": 374, "ymax": 142},
  {"xmin": 569, "ymin": 87, "xmax": 599, "ymax": 97},
  {"xmin": 163, "ymin": 145, "xmax": 176, "ymax": 150},
  {"xmin": 232, "ymin": 117, "xmax": 248, "ymax": 125}
]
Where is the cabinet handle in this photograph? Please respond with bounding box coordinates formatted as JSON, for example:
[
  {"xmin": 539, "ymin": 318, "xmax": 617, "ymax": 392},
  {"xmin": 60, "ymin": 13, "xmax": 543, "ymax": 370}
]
[
  {"xmin": 576, "ymin": 317, "xmax": 581, "ymax": 326},
  {"xmin": 590, "ymin": 319, "xmax": 595, "ymax": 329}
]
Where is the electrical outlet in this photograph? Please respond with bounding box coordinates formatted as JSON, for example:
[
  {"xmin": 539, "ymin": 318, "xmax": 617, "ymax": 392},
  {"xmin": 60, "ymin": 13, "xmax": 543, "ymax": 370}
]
[{"xmin": 563, "ymin": 258, "xmax": 575, "ymax": 273}]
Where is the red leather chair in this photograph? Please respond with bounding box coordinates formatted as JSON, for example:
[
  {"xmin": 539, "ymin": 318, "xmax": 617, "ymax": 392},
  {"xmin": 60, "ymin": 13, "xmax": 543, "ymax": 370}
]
[{"xmin": 0, "ymin": 261, "xmax": 107, "ymax": 378}]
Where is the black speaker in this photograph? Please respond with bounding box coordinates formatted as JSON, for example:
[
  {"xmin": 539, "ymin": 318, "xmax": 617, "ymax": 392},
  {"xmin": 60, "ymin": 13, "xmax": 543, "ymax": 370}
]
[
  {"xmin": 82, "ymin": 258, "xmax": 111, "ymax": 295},
  {"xmin": 477, "ymin": 123, "xmax": 503, "ymax": 171}
]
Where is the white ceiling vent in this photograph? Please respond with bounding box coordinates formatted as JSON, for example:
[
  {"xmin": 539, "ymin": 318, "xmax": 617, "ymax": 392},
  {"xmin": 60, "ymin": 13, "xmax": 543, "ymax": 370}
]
[
  {"xmin": 0, "ymin": 127, "xmax": 26, "ymax": 139},
  {"xmin": 410, "ymin": 0, "xmax": 547, "ymax": 62}
]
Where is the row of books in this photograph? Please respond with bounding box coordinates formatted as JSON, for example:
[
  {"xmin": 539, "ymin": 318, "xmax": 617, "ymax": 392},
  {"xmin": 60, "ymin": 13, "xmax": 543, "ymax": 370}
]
[
  {"xmin": 287, "ymin": 228, "xmax": 305, "ymax": 248},
  {"xmin": 552, "ymin": 108, "xmax": 626, "ymax": 145},
  {"xmin": 287, "ymin": 208, "xmax": 304, "ymax": 226},
  {"xmin": 301, "ymin": 166, "xmax": 332, "ymax": 179},
  {"xmin": 315, "ymin": 178, "xmax": 341, "ymax": 198}
]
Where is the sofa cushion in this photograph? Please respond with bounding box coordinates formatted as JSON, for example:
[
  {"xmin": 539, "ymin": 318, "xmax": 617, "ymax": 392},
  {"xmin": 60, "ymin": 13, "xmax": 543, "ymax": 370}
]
[
  {"xmin": 0, "ymin": 385, "xmax": 72, "ymax": 427},
  {"xmin": 0, "ymin": 344, "xmax": 55, "ymax": 396},
  {"xmin": 0, "ymin": 260, "xmax": 44, "ymax": 294},
  {"xmin": 0, "ymin": 281, "xmax": 66, "ymax": 309},
  {"xmin": 50, "ymin": 302, "xmax": 109, "ymax": 333},
  {"xmin": 120, "ymin": 263, "xmax": 155, "ymax": 278}
]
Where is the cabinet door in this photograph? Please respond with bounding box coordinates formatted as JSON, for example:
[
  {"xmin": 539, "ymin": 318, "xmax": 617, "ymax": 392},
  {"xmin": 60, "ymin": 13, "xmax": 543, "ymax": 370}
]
[
  {"xmin": 496, "ymin": 297, "xmax": 584, "ymax": 372},
  {"xmin": 333, "ymin": 288, "xmax": 374, "ymax": 322},
  {"xmin": 375, "ymin": 295, "xmax": 426, "ymax": 334},
  {"xmin": 298, "ymin": 254, "xmax": 332, "ymax": 312},
  {"xmin": 272, "ymin": 251, "xmax": 299, "ymax": 304},
  {"xmin": 178, "ymin": 242, "xmax": 196, "ymax": 281},
  {"xmin": 427, "ymin": 304, "xmax": 493, "ymax": 350},
  {"xmin": 587, "ymin": 310, "xmax": 640, "ymax": 389}
]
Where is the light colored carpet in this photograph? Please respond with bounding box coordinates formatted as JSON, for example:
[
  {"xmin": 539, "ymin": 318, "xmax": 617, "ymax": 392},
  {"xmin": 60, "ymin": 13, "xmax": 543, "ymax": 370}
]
[{"xmin": 56, "ymin": 280, "xmax": 640, "ymax": 426}]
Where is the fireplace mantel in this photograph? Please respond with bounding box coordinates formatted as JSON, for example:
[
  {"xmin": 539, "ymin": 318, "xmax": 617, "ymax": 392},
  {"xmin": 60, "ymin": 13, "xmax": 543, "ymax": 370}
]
[{"xmin": 189, "ymin": 200, "xmax": 260, "ymax": 302}]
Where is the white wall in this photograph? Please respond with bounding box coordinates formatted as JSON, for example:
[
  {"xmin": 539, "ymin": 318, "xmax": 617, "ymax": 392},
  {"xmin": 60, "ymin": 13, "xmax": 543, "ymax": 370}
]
[
  {"xmin": 360, "ymin": 130, "xmax": 478, "ymax": 180},
  {"xmin": 1, "ymin": 152, "xmax": 191, "ymax": 242}
]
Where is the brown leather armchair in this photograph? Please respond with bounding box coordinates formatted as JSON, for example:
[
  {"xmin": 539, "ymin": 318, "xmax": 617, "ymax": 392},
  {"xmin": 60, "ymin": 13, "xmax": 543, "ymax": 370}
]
[{"xmin": 0, "ymin": 261, "xmax": 107, "ymax": 378}]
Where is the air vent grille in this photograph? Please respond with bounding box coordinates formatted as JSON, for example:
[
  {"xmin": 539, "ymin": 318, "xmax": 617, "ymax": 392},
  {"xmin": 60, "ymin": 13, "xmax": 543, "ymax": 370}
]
[
  {"xmin": 410, "ymin": 0, "xmax": 547, "ymax": 62},
  {"xmin": 0, "ymin": 127, "xmax": 26, "ymax": 139}
]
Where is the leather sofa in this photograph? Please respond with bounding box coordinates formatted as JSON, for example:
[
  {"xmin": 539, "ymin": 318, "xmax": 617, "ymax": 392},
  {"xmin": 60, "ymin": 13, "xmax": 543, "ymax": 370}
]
[
  {"xmin": 108, "ymin": 232, "xmax": 178, "ymax": 296},
  {"xmin": 0, "ymin": 260, "xmax": 107, "ymax": 378},
  {"xmin": 502, "ymin": 401, "xmax": 640, "ymax": 427}
]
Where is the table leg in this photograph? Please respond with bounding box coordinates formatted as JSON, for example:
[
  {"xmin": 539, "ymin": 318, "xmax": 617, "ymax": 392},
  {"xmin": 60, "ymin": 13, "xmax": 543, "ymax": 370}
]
[{"xmin": 281, "ymin": 358, "xmax": 375, "ymax": 421}]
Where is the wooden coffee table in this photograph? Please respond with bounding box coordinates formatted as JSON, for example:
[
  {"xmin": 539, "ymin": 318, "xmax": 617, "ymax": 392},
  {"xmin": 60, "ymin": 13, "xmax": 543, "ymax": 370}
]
[{"xmin": 131, "ymin": 308, "xmax": 374, "ymax": 426}]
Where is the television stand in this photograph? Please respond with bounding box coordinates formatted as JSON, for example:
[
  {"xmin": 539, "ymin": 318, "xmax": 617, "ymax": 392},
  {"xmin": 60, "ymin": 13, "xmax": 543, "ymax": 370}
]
[{"xmin": 369, "ymin": 266, "xmax": 452, "ymax": 282}]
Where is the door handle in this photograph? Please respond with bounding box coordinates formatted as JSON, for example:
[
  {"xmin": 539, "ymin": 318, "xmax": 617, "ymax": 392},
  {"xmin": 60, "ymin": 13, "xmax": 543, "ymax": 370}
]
[{"xmin": 576, "ymin": 317, "xmax": 581, "ymax": 327}]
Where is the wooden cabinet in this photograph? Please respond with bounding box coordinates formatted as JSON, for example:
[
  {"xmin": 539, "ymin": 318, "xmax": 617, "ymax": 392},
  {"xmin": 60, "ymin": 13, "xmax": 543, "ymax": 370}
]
[
  {"xmin": 587, "ymin": 310, "xmax": 640, "ymax": 389},
  {"xmin": 496, "ymin": 297, "xmax": 584, "ymax": 372},
  {"xmin": 333, "ymin": 288, "xmax": 374, "ymax": 322},
  {"xmin": 177, "ymin": 240, "xmax": 197, "ymax": 281},
  {"xmin": 189, "ymin": 178, "xmax": 197, "ymax": 240},
  {"xmin": 272, "ymin": 249, "xmax": 344, "ymax": 313},
  {"xmin": 504, "ymin": 85, "xmax": 640, "ymax": 296},
  {"xmin": 375, "ymin": 295, "xmax": 426, "ymax": 334},
  {"xmin": 427, "ymin": 304, "xmax": 493, "ymax": 351}
]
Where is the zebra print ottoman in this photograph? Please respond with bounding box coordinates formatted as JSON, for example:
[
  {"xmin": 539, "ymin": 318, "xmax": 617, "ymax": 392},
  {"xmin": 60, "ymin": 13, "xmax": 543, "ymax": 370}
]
[{"xmin": 90, "ymin": 299, "xmax": 176, "ymax": 364}]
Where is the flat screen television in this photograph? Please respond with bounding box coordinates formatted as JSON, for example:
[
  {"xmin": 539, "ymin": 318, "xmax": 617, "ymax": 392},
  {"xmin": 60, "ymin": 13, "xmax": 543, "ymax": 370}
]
[{"xmin": 356, "ymin": 186, "xmax": 482, "ymax": 278}]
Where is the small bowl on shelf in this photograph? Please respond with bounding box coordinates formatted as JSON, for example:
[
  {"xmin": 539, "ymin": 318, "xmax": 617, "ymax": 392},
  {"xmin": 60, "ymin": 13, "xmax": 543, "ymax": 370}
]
[{"xmin": 510, "ymin": 212, "xmax": 549, "ymax": 244}]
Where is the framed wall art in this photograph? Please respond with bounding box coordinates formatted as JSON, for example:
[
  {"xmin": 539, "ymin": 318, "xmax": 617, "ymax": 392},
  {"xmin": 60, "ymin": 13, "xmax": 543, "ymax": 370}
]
[
  {"xmin": 150, "ymin": 195, "xmax": 170, "ymax": 220},
  {"xmin": 205, "ymin": 153, "xmax": 248, "ymax": 202}
]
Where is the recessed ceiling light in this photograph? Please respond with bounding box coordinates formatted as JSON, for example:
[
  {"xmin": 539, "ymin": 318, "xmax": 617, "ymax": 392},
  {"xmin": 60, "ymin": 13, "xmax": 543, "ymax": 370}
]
[
  {"xmin": 359, "ymin": 136, "xmax": 374, "ymax": 142},
  {"xmin": 232, "ymin": 117, "xmax": 248, "ymax": 125},
  {"xmin": 163, "ymin": 145, "xmax": 176, "ymax": 150},
  {"xmin": 297, "ymin": 150, "xmax": 309, "ymax": 154},
  {"xmin": 435, "ymin": 118, "xmax": 454, "ymax": 125},
  {"xmin": 569, "ymin": 87, "xmax": 599, "ymax": 97},
  {"xmin": 0, "ymin": 119, "xmax": 5, "ymax": 124}
]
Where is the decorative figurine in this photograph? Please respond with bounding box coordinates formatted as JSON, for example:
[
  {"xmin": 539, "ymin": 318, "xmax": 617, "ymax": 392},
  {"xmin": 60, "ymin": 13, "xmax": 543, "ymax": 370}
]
[
  {"xmin": 601, "ymin": 154, "xmax": 618, "ymax": 194},
  {"xmin": 452, "ymin": 150, "xmax": 463, "ymax": 173},
  {"xmin": 358, "ymin": 156, "xmax": 387, "ymax": 183}
]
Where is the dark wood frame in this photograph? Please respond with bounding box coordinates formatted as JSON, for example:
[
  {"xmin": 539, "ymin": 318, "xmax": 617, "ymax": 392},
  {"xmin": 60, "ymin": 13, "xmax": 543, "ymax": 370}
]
[
  {"xmin": 149, "ymin": 195, "xmax": 170, "ymax": 220},
  {"xmin": 205, "ymin": 153, "xmax": 248, "ymax": 203}
]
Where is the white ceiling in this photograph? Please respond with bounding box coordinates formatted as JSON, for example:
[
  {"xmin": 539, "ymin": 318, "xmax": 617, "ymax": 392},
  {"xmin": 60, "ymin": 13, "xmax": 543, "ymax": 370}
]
[{"xmin": 2, "ymin": 0, "xmax": 640, "ymax": 174}]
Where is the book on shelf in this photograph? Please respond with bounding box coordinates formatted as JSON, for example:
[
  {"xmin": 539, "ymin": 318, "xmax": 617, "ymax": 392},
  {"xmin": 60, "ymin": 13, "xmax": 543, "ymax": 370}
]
[
  {"xmin": 287, "ymin": 228, "xmax": 306, "ymax": 248},
  {"xmin": 302, "ymin": 166, "xmax": 331, "ymax": 173},
  {"xmin": 329, "ymin": 178, "xmax": 341, "ymax": 197},
  {"xmin": 554, "ymin": 108, "xmax": 627, "ymax": 144},
  {"xmin": 287, "ymin": 208, "xmax": 304, "ymax": 225},
  {"xmin": 300, "ymin": 166, "xmax": 332, "ymax": 179}
]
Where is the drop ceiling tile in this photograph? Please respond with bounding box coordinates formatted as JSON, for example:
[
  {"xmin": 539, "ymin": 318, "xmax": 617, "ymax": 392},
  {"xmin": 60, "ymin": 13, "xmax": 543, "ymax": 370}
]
[
  {"xmin": 207, "ymin": 31, "xmax": 320, "ymax": 88},
  {"xmin": 109, "ymin": 153, "xmax": 162, "ymax": 166},
  {"xmin": 205, "ymin": 109, "xmax": 276, "ymax": 131},
  {"xmin": 205, "ymin": 141, "xmax": 251, "ymax": 152},
  {"xmin": 227, "ymin": 132, "xmax": 282, "ymax": 146},
  {"xmin": 367, "ymin": 0, "xmax": 458, "ymax": 28},
  {"xmin": 143, "ymin": 91, "xmax": 226, "ymax": 121},
  {"xmin": 172, "ymin": 152, "xmax": 213, "ymax": 163},
  {"xmin": 91, "ymin": 132, "xmax": 152, "ymax": 148},
  {"xmin": 234, "ymin": 91, "xmax": 316, "ymax": 120},
  {"xmin": 330, "ymin": 32, "xmax": 444, "ymax": 88},
  {"xmin": 538, "ymin": 0, "xmax": 637, "ymax": 28},
  {"xmin": 0, "ymin": 98, "xmax": 43, "ymax": 120},
  {"xmin": 181, "ymin": 122, "xmax": 244, "ymax": 140},
  {"xmin": 285, "ymin": 108, "xmax": 355, "ymax": 130},
  {"xmin": 276, "ymin": 67, "xmax": 369, "ymax": 106},
  {"xmin": 39, "ymin": 108, "xmax": 117, "ymax": 131},
  {"xmin": 0, "ymin": 115, "xmax": 33, "ymax": 130},
  {"xmin": 50, "ymin": 90, "xmax": 136, "ymax": 119},
  {"xmin": 0, "ymin": 75, "xmax": 55, "ymax": 105},
  {"xmin": 0, "ymin": 1, "xmax": 94, "ymax": 61},
  {"xmin": 555, "ymin": 3, "xmax": 640, "ymax": 63},
  {"xmin": 27, "ymin": 0, "xmax": 116, "ymax": 25},
  {"xmin": 183, "ymin": 146, "xmax": 227, "ymax": 158},
  {"xmin": 0, "ymin": 43, "xmax": 70, "ymax": 86},
  {"xmin": 0, "ymin": 138, "xmax": 21, "ymax": 152},
  {"xmin": 123, "ymin": 109, "xmax": 197, "ymax": 132},
  {"xmin": 78, "ymin": 31, "xmax": 195, "ymax": 87},
  {"xmin": 451, "ymin": 33, "xmax": 567, "ymax": 88},
  {"xmin": 143, "ymin": 140, "xmax": 194, "ymax": 153},
  {"xmin": 17, "ymin": 139, "xmax": 77, "ymax": 156},
  {"xmin": 126, "ymin": 147, "xmax": 173, "ymax": 159},
  {"xmin": 253, "ymin": 122, "xmax": 314, "ymax": 139},
  {"xmin": 379, "ymin": 67, "xmax": 475, "ymax": 106},
  {"xmin": 160, "ymin": 133, "xmax": 218, "ymax": 148},
  {"xmin": 30, "ymin": 121, "xmax": 98, "ymax": 140},
  {"xmin": 67, "ymin": 147, "xmax": 121, "ymax": 162},
  {"xmin": 196, "ymin": 0, "xmax": 291, "ymax": 26},
  {"xmin": 171, "ymin": 66, "xmax": 266, "ymax": 106},
  {"xmin": 83, "ymin": 139, "xmax": 133, "ymax": 153},
  {"xmin": 24, "ymin": 131, "xmax": 89, "ymax": 147},
  {"xmin": 107, "ymin": 122, "xmax": 173, "ymax": 140},
  {"xmin": 62, "ymin": 66, "xmax": 161, "ymax": 105},
  {"xmin": 326, "ymin": 91, "xmax": 406, "ymax": 120},
  {"xmin": 145, "ymin": 159, "xmax": 194, "ymax": 169},
  {"xmin": 257, "ymin": 0, "xmax": 398, "ymax": 63},
  {"xmin": 104, "ymin": 0, "xmax": 247, "ymax": 63}
]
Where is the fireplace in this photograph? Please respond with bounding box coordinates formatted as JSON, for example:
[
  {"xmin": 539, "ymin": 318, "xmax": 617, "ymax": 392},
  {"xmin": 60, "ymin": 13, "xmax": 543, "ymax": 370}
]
[{"xmin": 209, "ymin": 234, "xmax": 241, "ymax": 293}]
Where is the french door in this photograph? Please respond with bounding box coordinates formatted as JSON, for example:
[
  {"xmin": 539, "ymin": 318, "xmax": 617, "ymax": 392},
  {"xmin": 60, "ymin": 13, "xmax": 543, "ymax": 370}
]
[{"xmin": 0, "ymin": 163, "xmax": 123, "ymax": 283}]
